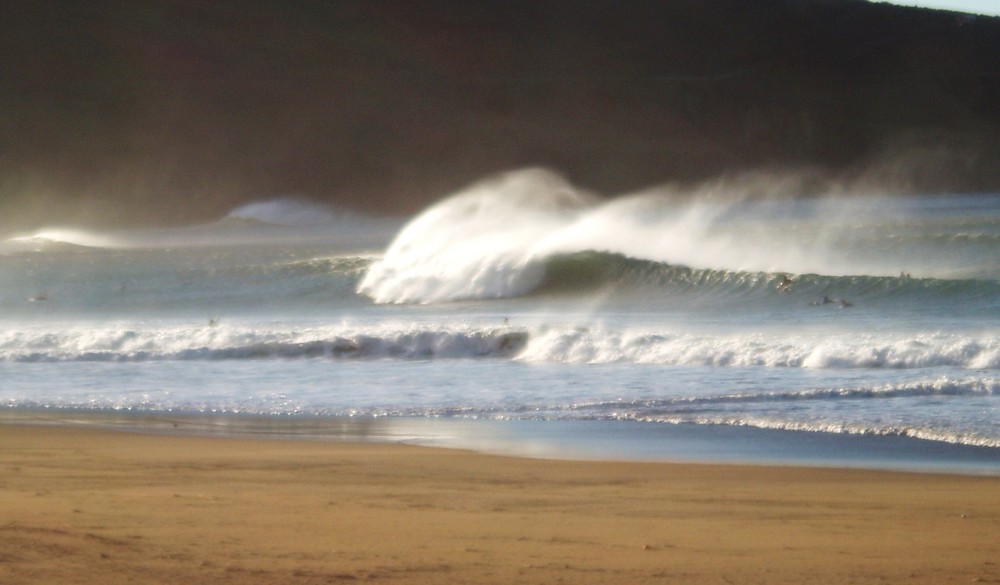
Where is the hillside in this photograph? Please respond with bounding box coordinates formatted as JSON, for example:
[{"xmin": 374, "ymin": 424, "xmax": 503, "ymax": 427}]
[{"xmin": 1, "ymin": 0, "xmax": 998, "ymax": 229}]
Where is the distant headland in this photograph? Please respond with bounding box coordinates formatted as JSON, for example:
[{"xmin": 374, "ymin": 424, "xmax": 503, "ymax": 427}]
[{"xmin": 1, "ymin": 0, "xmax": 998, "ymax": 229}]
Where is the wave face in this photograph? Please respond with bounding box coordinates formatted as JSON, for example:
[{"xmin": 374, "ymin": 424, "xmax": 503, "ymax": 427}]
[
  {"xmin": 532, "ymin": 251, "xmax": 1000, "ymax": 313},
  {"xmin": 359, "ymin": 169, "xmax": 1000, "ymax": 303}
]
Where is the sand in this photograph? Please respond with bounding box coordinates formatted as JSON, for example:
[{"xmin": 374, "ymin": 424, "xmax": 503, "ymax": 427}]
[{"xmin": 2, "ymin": 423, "xmax": 999, "ymax": 585}]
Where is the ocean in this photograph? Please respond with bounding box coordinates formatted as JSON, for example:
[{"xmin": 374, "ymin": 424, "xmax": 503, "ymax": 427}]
[{"xmin": 2, "ymin": 168, "xmax": 998, "ymax": 473}]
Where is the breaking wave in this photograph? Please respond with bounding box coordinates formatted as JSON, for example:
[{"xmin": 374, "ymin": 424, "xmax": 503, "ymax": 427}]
[
  {"xmin": 517, "ymin": 327, "xmax": 1000, "ymax": 369},
  {"xmin": 0, "ymin": 324, "xmax": 529, "ymax": 363},
  {"xmin": 224, "ymin": 198, "xmax": 359, "ymax": 227},
  {"xmin": 359, "ymin": 169, "xmax": 1000, "ymax": 303},
  {"xmin": 530, "ymin": 251, "xmax": 1000, "ymax": 309},
  {"xmin": 4, "ymin": 229, "xmax": 122, "ymax": 250},
  {"xmin": 2, "ymin": 322, "xmax": 996, "ymax": 370}
]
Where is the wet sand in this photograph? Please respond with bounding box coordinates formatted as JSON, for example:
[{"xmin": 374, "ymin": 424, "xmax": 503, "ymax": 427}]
[{"xmin": 2, "ymin": 423, "xmax": 1000, "ymax": 584}]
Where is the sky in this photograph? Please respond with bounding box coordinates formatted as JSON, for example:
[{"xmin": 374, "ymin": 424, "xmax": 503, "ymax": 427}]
[{"xmin": 880, "ymin": 0, "xmax": 1000, "ymax": 16}]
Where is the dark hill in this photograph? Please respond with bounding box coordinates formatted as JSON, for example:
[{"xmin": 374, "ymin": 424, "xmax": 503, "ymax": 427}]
[{"xmin": 1, "ymin": 0, "xmax": 998, "ymax": 229}]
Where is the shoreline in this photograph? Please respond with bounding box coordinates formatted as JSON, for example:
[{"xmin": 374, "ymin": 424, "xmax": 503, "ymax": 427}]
[
  {"xmin": 3, "ymin": 408, "xmax": 1000, "ymax": 476},
  {"xmin": 3, "ymin": 421, "xmax": 1000, "ymax": 584}
]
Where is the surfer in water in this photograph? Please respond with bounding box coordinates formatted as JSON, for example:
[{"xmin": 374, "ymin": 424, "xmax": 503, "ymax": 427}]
[
  {"xmin": 776, "ymin": 274, "xmax": 794, "ymax": 294},
  {"xmin": 812, "ymin": 294, "xmax": 852, "ymax": 308}
]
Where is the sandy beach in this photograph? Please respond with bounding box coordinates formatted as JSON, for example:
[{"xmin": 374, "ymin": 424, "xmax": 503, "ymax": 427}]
[{"xmin": 2, "ymin": 423, "xmax": 999, "ymax": 585}]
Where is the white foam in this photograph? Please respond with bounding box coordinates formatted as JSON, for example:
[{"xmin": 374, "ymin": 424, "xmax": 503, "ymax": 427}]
[
  {"xmin": 645, "ymin": 417, "xmax": 1000, "ymax": 449},
  {"xmin": 0, "ymin": 322, "xmax": 529, "ymax": 362},
  {"xmin": 358, "ymin": 168, "xmax": 594, "ymax": 303},
  {"xmin": 570, "ymin": 378, "xmax": 1000, "ymax": 408},
  {"xmin": 516, "ymin": 327, "xmax": 1000, "ymax": 370},
  {"xmin": 2, "ymin": 321, "xmax": 996, "ymax": 371}
]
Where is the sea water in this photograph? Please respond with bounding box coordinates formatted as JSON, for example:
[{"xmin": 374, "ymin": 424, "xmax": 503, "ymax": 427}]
[{"xmin": 2, "ymin": 169, "xmax": 998, "ymax": 472}]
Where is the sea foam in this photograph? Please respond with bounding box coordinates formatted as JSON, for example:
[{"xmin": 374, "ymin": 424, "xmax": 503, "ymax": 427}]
[
  {"xmin": 517, "ymin": 327, "xmax": 1000, "ymax": 369},
  {"xmin": 358, "ymin": 168, "xmax": 595, "ymax": 303}
]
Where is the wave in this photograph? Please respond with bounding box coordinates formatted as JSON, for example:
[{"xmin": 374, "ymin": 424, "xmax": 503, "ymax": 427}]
[
  {"xmin": 3, "ymin": 229, "xmax": 123, "ymax": 251},
  {"xmin": 519, "ymin": 327, "xmax": 1000, "ymax": 369},
  {"xmin": 2, "ymin": 322, "xmax": 997, "ymax": 369},
  {"xmin": 428, "ymin": 377, "xmax": 1000, "ymax": 449},
  {"xmin": 0, "ymin": 324, "xmax": 529, "ymax": 363},
  {"xmin": 0, "ymin": 248, "xmax": 377, "ymax": 315},
  {"xmin": 3, "ymin": 199, "xmax": 400, "ymax": 253},
  {"xmin": 565, "ymin": 378, "xmax": 999, "ymax": 413},
  {"xmin": 526, "ymin": 251, "xmax": 1000, "ymax": 314},
  {"xmin": 651, "ymin": 418, "xmax": 1000, "ymax": 449},
  {"xmin": 9, "ymin": 232, "xmax": 993, "ymax": 316},
  {"xmin": 359, "ymin": 169, "xmax": 1000, "ymax": 303},
  {"xmin": 223, "ymin": 197, "xmax": 362, "ymax": 227},
  {"xmin": 445, "ymin": 378, "xmax": 1000, "ymax": 448},
  {"xmin": 5, "ymin": 372, "xmax": 996, "ymax": 450},
  {"xmin": 358, "ymin": 168, "xmax": 595, "ymax": 303}
]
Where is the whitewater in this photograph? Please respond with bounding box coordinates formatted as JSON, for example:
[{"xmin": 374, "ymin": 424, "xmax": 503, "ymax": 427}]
[{"xmin": 2, "ymin": 169, "xmax": 998, "ymax": 472}]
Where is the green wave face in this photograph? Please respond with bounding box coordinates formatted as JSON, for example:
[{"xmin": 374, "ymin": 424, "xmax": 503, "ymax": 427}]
[{"xmin": 531, "ymin": 250, "xmax": 1000, "ymax": 316}]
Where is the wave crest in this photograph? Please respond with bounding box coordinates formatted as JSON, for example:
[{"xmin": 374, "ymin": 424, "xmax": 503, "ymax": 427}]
[
  {"xmin": 3, "ymin": 322, "xmax": 997, "ymax": 370},
  {"xmin": 224, "ymin": 197, "xmax": 356, "ymax": 226},
  {"xmin": 6, "ymin": 229, "xmax": 120, "ymax": 250},
  {"xmin": 359, "ymin": 170, "xmax": 1000, "ymax": 304},
  {"xmin": 358, "ymin": 168, "xmax": 594, "ymax": 303},
  {"xmin": 0, "ymin": 324, "xmax": 529, "ymax": 363}
]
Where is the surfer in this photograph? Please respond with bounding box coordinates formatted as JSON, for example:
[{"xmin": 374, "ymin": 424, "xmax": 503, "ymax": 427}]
[
  {"xmin": 811, "ymin": 294, "xmax": 852, "ymax": 308},
  {"xmin": 776, "ymin": 274, "xmax": 794, "ymax": 294}
]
